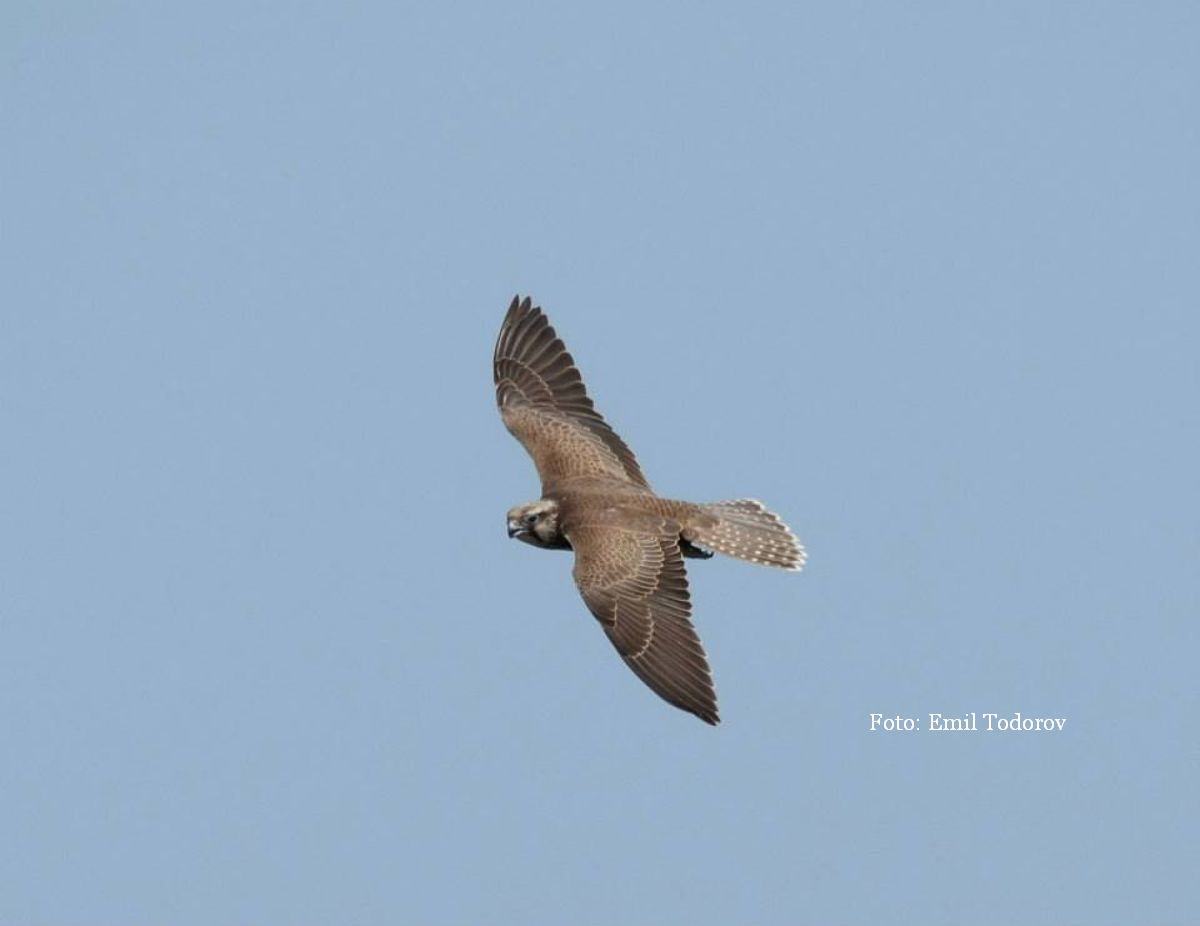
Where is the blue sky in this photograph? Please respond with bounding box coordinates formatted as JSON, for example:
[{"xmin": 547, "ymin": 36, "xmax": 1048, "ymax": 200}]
[{"xmin": 3, "ymin": 3, "xmax": 1197, "ymax": 923}]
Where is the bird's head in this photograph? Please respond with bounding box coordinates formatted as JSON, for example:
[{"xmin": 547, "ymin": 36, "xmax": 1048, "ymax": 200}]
[{"xmin": 506, "ymin": 499, "xmax": 565, "ymax": 548}]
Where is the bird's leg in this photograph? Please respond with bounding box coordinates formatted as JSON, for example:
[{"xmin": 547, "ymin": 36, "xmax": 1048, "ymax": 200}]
[{"xmin": 679, "ymin": 538, "xmax": 715, "ymax": 560}]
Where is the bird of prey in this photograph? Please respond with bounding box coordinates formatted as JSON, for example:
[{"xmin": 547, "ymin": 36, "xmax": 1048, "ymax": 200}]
[{"xmin": 494, "ymin": 296, "xmax": 805, "ymax": 725}]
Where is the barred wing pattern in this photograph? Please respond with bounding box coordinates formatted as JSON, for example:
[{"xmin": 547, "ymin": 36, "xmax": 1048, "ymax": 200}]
[
  {"xmin": 493, "ymin": 296, "xmax": 650, "ymax": 493},
  {"xmin": 567, "ymin": 516, "xmax": 719, "ymax": 725}
]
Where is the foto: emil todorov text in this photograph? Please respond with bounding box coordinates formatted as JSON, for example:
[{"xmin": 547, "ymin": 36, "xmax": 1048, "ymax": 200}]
[{"xmin": 869, "ymin": 712, "xmax": 1066, "ymax": 733}]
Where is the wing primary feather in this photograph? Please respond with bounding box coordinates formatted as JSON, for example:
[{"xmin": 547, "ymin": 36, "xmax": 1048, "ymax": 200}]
[
  {"xmin": 493, "ymin": 296, "xmax": 651, "ymax": 491},
  {"xmin": 568, "ymin": 520, "xmax": 719, "ymax": 725}
]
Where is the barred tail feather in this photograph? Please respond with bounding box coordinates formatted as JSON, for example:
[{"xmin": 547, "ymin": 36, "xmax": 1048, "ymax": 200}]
[{"xmin": 689, "ymin": 499, "xmax": 806, "ymax": 571}]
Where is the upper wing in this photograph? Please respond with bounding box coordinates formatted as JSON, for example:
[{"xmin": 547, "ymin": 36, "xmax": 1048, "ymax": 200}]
[
  {"xmin": 567, "ymin": 515, "xmax": 719, "ymax": 725},
  {"xmin": 493, "ymin": 296, "xmax": 650, "ymax": 493}
]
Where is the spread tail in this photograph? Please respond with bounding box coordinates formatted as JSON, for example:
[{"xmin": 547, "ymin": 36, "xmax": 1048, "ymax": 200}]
[{"xmin": 685, "ymin": 499, "xmax": 806, "ymax": 571}]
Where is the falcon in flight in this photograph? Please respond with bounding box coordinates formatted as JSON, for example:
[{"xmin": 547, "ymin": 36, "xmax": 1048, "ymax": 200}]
[{"xmin": 494, "ymin": 296, "xmax": 805, "ymax": 724}]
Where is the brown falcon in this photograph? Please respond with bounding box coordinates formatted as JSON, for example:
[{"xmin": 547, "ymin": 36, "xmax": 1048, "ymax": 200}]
[{"xmin": 494, "ymin": 296, "xmax": 805, "ymax": 725}]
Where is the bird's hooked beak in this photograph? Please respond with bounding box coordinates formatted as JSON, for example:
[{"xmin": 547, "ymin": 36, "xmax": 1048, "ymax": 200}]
[{"xmin": 507, "ymin": 519, "xmax": 524, "ymax": 539}]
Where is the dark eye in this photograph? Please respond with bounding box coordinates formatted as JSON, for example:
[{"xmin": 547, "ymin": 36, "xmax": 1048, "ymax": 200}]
[{"xmin": 525, "ymin": 512, "xmax": 539, "ymax": 525}]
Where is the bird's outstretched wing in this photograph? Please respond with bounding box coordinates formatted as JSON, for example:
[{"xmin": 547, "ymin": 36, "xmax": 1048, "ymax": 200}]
[
  {"xmin": 567, "ymin": 514, "xmax": 719, "ymax": 725},
  {"xmin": 494, "ymin": 296, "xmax": 650, "ymax": 493}
]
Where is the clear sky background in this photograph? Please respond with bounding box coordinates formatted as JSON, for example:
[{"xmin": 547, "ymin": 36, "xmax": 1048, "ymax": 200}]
[{"xmin": 3, "ymin": 3, "xmax": 1197, "ymax": 924}]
